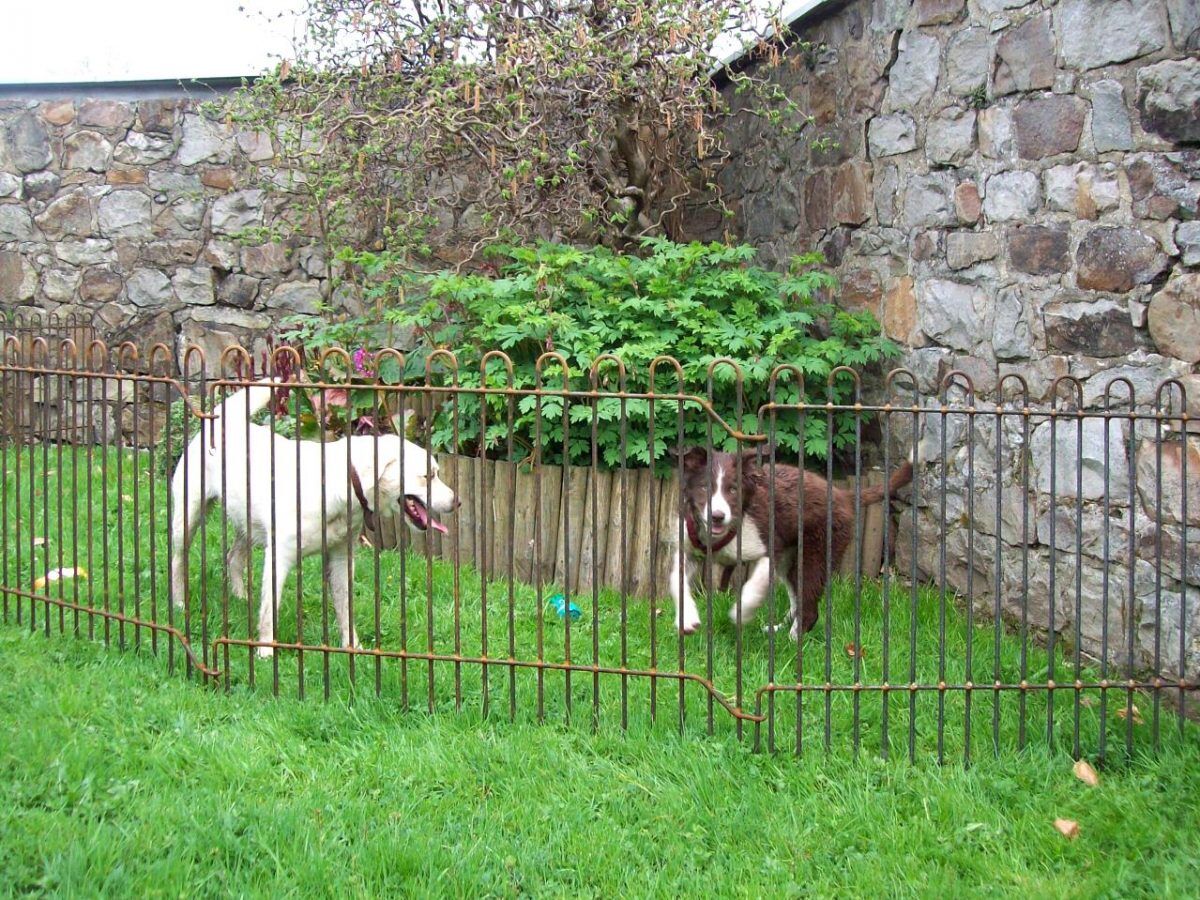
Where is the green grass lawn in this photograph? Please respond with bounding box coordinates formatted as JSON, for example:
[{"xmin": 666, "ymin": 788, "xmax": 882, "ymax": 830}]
[
  {"xmin": 3, "ymin": 445, "xmax": 1200, "ymax": 895},
  {"xmin": 3, "ymin": 444, "xmax": 1193, "ymax": 759},
  {"xmin": 3, "ymin": 628, "xmax": 1200, "ymax": 897}
]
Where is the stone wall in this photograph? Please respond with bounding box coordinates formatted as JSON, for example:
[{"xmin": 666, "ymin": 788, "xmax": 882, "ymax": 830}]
[
  {"xmin": 3, "ymin": 4, "xmax": 1198, "ymax": 680},
  {"xmin": 0, "ymin": 95, "xmax": 358, "ymax": 369},
  {"xmin": 711, "ymin": 0, "xmax": 1200, "ymax": 678}
]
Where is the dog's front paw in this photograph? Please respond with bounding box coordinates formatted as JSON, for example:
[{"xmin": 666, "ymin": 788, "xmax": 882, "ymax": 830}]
[
  {"xmin": 675, "ymin": 615, "xmax": 701, "ymax": 636},
  {"xmin": 729, "ymin": 603, "xmax": 757, "ymax": 628},
  {"xmin": 256, "ymin": 645, "xmax": 274, "ymax": 659}
]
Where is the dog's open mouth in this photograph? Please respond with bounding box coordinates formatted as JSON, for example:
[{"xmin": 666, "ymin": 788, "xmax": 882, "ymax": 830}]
[{"xmin": 403, "ymin": 495, "xmax": 449, "ymax": 534}]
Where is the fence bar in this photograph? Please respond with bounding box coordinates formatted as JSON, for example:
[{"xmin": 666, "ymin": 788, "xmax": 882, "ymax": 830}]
[{"xmin": 1, "ymin": 329, "xmax": 1196, "ymax": 763}]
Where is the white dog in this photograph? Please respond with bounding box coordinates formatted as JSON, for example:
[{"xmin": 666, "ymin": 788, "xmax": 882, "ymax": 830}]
[{"xmin": 169, "ymin": 380, "xmax": 458, "ymax": 657}]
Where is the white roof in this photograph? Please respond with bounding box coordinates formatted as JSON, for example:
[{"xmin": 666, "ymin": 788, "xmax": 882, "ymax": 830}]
[{"xmin": 711, "ymin": 0, "xmax": 839, "ymax": 74}]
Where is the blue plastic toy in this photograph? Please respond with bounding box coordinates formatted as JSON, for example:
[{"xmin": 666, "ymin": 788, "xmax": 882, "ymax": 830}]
[{"xmin": 547, "ymin": 593, "xmax": 581, "ymax": 621}]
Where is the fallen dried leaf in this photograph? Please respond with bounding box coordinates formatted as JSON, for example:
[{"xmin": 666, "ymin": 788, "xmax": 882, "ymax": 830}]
[
  {"xmin": 1073, "ymin": 760, "xmax": 1099, "ymax": 787},
  {"xmin": 33, "ymin": 567, "xmax": 89, "ymax": 591},
  {"xmin": 844, "ymin": 642, "xmax": 866, "ymax": 659},
  {"xmin": 121, "ymin": 494, "xmax": 133, "ymax": 503},
  {"xmin": 31, "ymin": 537, "xmax": 46, "ymax": 547},
  {"xmin": 1115, "ymin": 704, "xmax": 1145, "ymax": 725},
  {"xmin": 1080, "ymin": 696, "xmax": 1095, "ymax": 708},
  {"xmin": 1054, "ymin": 818, "xmax": 1080, "ymax": 840}
]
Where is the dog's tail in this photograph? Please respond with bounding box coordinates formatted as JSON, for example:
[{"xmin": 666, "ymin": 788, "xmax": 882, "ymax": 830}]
[
  {"xmin": 859, "ymin": 460, "xmax": 914, "ymax": 506},
  {"xmin": 211, "ymin": 379, "xmax": 279, "ymax": 425},
  {"xmin": 202, "ymin": 381, "xmax": 281, "ymax": 452}
]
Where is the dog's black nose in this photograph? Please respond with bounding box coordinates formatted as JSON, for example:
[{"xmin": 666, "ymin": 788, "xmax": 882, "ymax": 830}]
[
  {"xmin": 711, "ymin": 510, "xmax": 726, "ymax": 524},
  {"xmin": 453, "ymin": 496, "xmax": 462, "ymax": 510}
]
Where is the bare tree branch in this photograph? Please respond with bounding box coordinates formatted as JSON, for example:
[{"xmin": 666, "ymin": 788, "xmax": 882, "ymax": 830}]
[{"xmin": 224, "ymin": 0, "xmax": 812, "ymax": 268}]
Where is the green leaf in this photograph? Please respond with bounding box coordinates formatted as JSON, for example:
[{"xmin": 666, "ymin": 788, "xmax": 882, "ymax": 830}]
[{"xmin": 314, "ymin": 239, "xmax": 895, "ymax": 468}]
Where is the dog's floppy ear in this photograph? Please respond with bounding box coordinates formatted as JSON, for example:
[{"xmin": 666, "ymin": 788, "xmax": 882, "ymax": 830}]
[
  {"xmin": 667, "ymin": 445, "xmax": 708, "ymax": 471},
  {"xmin": 375, "ymin": 453, "xmax": 404, "ymax": 493},
  {"xmin": 737, "ymin": 450, "xmax": 767, "ymax": 491}
]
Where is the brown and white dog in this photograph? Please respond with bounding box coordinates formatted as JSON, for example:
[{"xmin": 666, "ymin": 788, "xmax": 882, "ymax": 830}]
[{"xmin": 667, "ymin": 447, "xmax": 913, "ymax": 639}]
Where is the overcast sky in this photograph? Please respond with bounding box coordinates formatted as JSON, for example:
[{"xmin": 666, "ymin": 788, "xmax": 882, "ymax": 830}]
[
  {"xmin": 1, "ymin": 0, "xmax": 822, "ymax": 84},
  {"xmin": 1, "ymin": 0, "xmax": 300, "ymax": 83}
]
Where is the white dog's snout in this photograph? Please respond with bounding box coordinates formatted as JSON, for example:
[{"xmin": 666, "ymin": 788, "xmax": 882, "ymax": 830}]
[
  {"xmin": 429, "ymin": 477, "xmax": 458, "ymax": 514},
  {"xmin": 705, "ymin": 466, "xmax": 733, "ymax": 526}
]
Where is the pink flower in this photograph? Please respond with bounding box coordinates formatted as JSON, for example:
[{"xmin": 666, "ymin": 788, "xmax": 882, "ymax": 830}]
[{"xmin": 352, "ymin": 347, "xmax": 375, "ymax": 378}]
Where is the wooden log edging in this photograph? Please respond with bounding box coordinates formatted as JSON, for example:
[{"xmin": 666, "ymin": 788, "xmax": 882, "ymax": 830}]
[{"xmin": 376, "ymin": 455, "xmax": 888, "ymax": 603}]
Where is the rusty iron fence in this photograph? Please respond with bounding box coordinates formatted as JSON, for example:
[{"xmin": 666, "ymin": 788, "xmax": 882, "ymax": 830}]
[
  {"xmin": 0, "ymin": 313, "xmax": 96, "ymax": 442},
  {"xmin": 1, "ymin": 329, "xmax": 1197, "ymax": 763}
]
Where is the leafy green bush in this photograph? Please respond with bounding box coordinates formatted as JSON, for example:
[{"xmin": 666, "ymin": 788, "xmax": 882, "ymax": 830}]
[
  {"xmin": 269, "ymin": 319, "xmax": 404, "ymax": 441},
  {"xmin": 354, "ymin": 239, "xmax": 899, "ymax": 469}
]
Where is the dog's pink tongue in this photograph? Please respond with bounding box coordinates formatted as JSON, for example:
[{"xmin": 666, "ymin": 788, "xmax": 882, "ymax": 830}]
[{"xmin": 431, "ymin": 518, "xmax": 449, "ymax": 534}]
